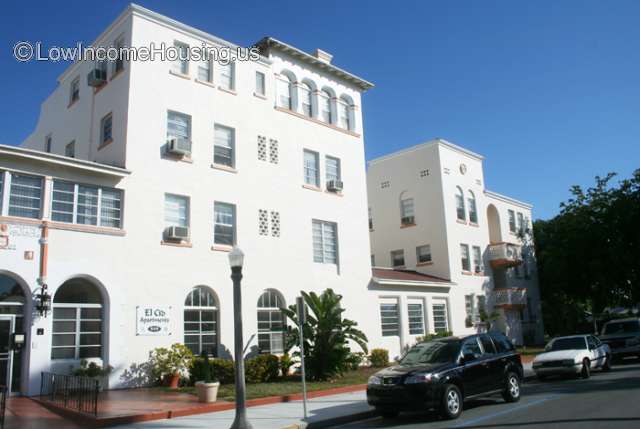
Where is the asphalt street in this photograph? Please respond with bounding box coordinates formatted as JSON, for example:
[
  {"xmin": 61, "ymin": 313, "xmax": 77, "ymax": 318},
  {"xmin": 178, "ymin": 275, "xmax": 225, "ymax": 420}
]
[{"xmin": 337, "ymin": 360, "xmax": 640, "ymax": 429}]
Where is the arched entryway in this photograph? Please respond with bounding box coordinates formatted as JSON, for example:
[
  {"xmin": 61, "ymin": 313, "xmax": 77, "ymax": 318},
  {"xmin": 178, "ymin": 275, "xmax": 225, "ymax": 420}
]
[
  {"xmin": 487, "ymin": 204, "xmax": 502, "ymax": 244},
  {"xmin": 0, "ymin": 272, "xmax": 30, "ymax": 394}
]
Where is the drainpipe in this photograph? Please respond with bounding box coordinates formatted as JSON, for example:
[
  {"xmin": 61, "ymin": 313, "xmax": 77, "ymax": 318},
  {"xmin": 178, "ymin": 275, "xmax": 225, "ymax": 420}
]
[{"xmin": 38, "ymin": 222, "xmax": 49, "ymax": 286}]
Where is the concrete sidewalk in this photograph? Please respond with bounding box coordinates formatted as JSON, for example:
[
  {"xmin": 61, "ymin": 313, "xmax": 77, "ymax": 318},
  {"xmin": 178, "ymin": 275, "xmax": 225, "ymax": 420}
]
[{"xmin": 112, "ymin": 390, "xmax": 374, "ymax": 429}]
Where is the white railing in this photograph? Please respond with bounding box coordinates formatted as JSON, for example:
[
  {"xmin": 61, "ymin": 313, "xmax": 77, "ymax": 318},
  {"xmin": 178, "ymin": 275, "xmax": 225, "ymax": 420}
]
[
  {"xmin": 494, "ymin": 288, "xmax": 527, "ymax": 306},
  {"xmin": 487, "ymin": 243, "xmax": 522, "ymax": 268}
]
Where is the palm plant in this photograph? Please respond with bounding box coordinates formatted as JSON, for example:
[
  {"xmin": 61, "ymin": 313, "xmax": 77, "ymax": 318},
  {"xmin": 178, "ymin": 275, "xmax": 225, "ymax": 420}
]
[{"xmin": 282, "ymin": 289, "xmax": 368, "ymax": 380}]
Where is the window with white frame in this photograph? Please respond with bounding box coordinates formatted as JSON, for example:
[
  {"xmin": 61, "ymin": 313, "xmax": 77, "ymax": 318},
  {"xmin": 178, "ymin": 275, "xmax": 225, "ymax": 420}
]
[
  {"xmin": 472, "ymin": 245, "xmax": 482, "ymax": 273},
  {"xmin": 184, "ymin": 286, "xmax": 218, "ymax": 356},
  {"xmin": 380, "ymin": 300, "xmax": 400, "ymax": 337},
  {"xmin": 167, "ymin": 111, "xmax": 191, "ymax": 142},
  {"xmin": 217, "ymin": 61, "xmax": 234, "ymax": 90},
  {"xmin": 517, "ymin": 212, "xmax": 525, "ymax": 234},
  {"xmin": 255, "ymin": 71, "xmax": 265, "ymax": 96},
  {"xmin": 100, "ymin": 113, "xmax": 113, "ymax": 145},
  {"xmin": 214, "ymin": 124, "xmax": 235, "ymax": 168},
  {"xmin": 508, "ymin": 210, "xmax": 516, "ymax": 233},
  {"xmin": 460, "ymin": 244, "xmax": 471, "ymax": 272},
  {"xmin": 477, "ymin": 295, "xmax": 486, "ymax": 317},
  {"xmin": 277, "ymin": 75, "xmax": 293, "ymax": 109},
  {"xmin": 312, "ymin": 220, "xmax": 337, "ymax": 264},
  {"xmin": 52, "ymin": 279, "xmax": 103, "ymax": 360},
  {"xmin": 45, "ymin": 134, "xmax": 52, "ymax": 153},
  {"xmin": 468, "ymin": 190, "xmax": 478, "ymax": 224},
  {"xmin": 325, "ymin": 156, "xmax": 341, "ymax": 183},
  {"xmin": 432, "ymin": 301, "xmax": 449, "ymax": 333},
  {"xmin": 455, "ymin": 186, "xmax": 466, "ymax": 221},
  {"xmin": 303, "ymin": 150, "xmax": 320, "ymax": 187},
  {"xmin": 51, "ymin": 180, "xmax": 123, "ymax": 228},
  {"xmin": 390, "ymin": 249, "xmax": 405, "ymax": 267},
  {"xmin": 465, "ymin": 295, "xmax": 474, "ymax": 319},
  {"xmin": 416, "ymin": 244, "xmax": 432, "ymax": 264},
  {"xmin": 320, "ymin": 90, "xmax": 332, "ymax": 123},
  {"xmin": 197, "ymin": 52, "xmax": 212, "ymax": 82},
  {"xmin": 8, "ymin": 173, "xmax": 42, "ymax": 219},
  {"xmin": 257, "ymin": 290, "xmax": 285, "ymax": 354},
  {"xmin": 65, "ymin": 141, "xmax": 75, "ymax": 158},
  {"xmin": 401, "ymin": 198, "xmax": 415, "ymax": 225},
  {"xmin": 300, "ymin": 82, "xmax": 313, "ymax": 117},
  {"xmin": 407, "ymin": 302, "xmax": 425, "ymax": 335},
  {"xmin": 214, "ymin": 202, "xmax": 236, "ymax": 245},
  {"xmin": 164, "ymin": 194, "xmax": 189, "ymax": 228},
  {"xmin": 113, "ymin": 36, "xmax": 125, "ymax": 75},
  {"xmin": 338, "ymin": 99, "xmax": 349, "ymax": 130},
  {"xmin": 69, "ymin": 77, "xmax": 80, "ymax": 105},
  {"xmin": 172, "ymin": 41, "xmax": 189, "ymax": 75}
]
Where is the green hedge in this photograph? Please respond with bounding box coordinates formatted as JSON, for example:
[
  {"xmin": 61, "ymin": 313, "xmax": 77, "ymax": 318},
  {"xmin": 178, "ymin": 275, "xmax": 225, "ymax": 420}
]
[
  {"xmin": 369, "ymin": 349, "xmax": 389, "ymax": 367},
  {"xmin": 245, "ymin": 354, "xmax": 280, "ymax": 383},
  {"xmin": 189, "ymin": 354, "xmax": 280, "ymax": 385}
]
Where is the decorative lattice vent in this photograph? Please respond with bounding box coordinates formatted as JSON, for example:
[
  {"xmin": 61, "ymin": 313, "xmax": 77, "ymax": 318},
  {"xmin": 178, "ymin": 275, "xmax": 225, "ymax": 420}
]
[
  {"xmin": 258, "ymin": 209, "xmax": 269, "ymax": 235},
  {"xmin": 258, "ymin": 136, "xmax": 267, "ymax": 161},
  {"xmin": 269, "ymin": 139, "xmax": 279, "ymax": 164},
  {"xmin": 270, "ymin": 211, "xmax": 280, "ymax": 237}
]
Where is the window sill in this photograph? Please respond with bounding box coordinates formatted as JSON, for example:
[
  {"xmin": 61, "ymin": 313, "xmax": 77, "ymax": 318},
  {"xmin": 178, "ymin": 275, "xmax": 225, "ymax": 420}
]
[
  {"xmin": 218, "ymin": 86, "xmax": 237, "ymax": 95},
  {"xmin": 275, "ymin": 106, "xmax": 360, "ymax": 138},
  {"xmin": 211, "ymin": 244, "xmax": 233, "ymax": 252},
  {"xmin": 302, "ymin": 184, "xmax": 322, "ymax": 192},
  {"xmin": 97, "ymin": 139, "xmax": 113, "ymax": 151},
  {"xmin": 93, "ymin": 82, "xmax": 108, "ymax": 95},
  {"xmin": 474, "ymin": 272, "xmax": 486, "ymax": 276},
  {"xmin": 195, "ymin": 78, "xmax": 215, "ymax": 88},
  {"xmin": 456, "ymin": 219, "xmax": 467, "ymax": 225},
  {"xmin": 469, "ymin": 222, "xmax": 479, "ymax": 228},
  {"xmin": 110, "ymin": 69, "xmax": 125, "ymax": 82},
  {"xmin": 392, "ymin": 265, "xmax": 406, "ymax": 270},
  {"xmin": 164, "ymin": 152, "xmax": 193, "ymax": 163},
  {"xmin": 416, "ymin": 261, "xmax": 433, "ymax": 267},
  {"xmin": 169, "ymin": 70, "xmax": 191, "ymax": 80},
  {"xmin": 161, "ymin": 240, "xmax": 192, "ymax": 248},
  {"xmin": 253, "ymin": 92, "xmax": 267, "ymax": 100},
  {"xmin": 325, "ymin": 190, "xmax": 343, "ymax": 197},
  {"xmin": 211, "ymin": 163, "xmax": 238, "ymax": 174},
  {"xmin": 48, "ymin": 221, "xmax": 126, "ymax": 236},
  {"xmin": 67, "ymin": 99, "xmax": 79, "ymax": 109},
  {"xmin": 461, "ymin": 271, "xmax": 473, "ymax": 276},
  {"xmin": 400, "ymin": 223, "xmax": 417, "ymax": 229}
]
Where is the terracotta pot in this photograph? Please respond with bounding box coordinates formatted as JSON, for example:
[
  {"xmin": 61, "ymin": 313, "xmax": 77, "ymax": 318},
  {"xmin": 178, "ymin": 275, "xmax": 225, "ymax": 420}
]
[
  {"xmin": 167, "ymin": 373, "xmax": 181, "ymax": 389},
  {"xmin": 196, "ymin": 381, "xmax": 220, "ymax": 403}
]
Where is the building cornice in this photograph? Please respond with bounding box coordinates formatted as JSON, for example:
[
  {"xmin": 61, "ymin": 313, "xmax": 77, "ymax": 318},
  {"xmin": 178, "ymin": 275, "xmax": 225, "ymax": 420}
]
[
  {"xmin": 255, "ymin": 37, "xmax": 374, "ymax": 91},
  {"xmin": 0, "ymin": 144, "xmax": 131, "ymax": 178},
  {"xmin": 485, "ymin": 190, "xmax": 533, "ymax": 210},
  {"xmin": 368, "ymin": 138, "xmax": 484, "ymax": 167}
]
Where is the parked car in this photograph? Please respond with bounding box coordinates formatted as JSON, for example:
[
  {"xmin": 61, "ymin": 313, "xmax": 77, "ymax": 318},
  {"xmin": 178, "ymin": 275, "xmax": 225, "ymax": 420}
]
[
  {"xmin": 599, "ymin": 318, "xmax": 640, "ymax": 361},
  {"xmin": 366, "ymin": 332, "xmax": 523, "ymax": 420},
  {"xmin": 532, "ymin": 335, "xmax": 611, "ymax": 380}
]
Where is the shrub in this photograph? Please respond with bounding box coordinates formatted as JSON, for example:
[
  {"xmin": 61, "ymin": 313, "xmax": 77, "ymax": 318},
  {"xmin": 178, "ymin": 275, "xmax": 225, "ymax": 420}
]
[
  {"xmin": 279, "ymin": 353, "xmax": 295, "ymax": 377},
  {"xmin": 149, "ymin": 343, "xmax": 193, "ymax": 383},
  {"xmin": 245, "ymin": 354, "xmax": 280, "ymax": 383},
  {"xmin": 73, "ymin": 360, "xmax": 113, "ymax": 378},
  {"xmin": 191, "ymin": 352, "xmax": 217, "ymax": 383},
  {"xmin": 369, "ymin": 348, "xmax": 389, "ymax": 367},
  {"xmin": 189, "ymin": 357, "xmax": 234, "ymax": 385},
  {"xmin": 344, "ymin": 352, "xmax": 366, "ymax": 371}
]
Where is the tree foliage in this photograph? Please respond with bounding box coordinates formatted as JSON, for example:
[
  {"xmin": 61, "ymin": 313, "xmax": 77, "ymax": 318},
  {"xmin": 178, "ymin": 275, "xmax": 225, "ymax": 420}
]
[
  {"xmin": 282, "ymin": 289, "xmax": 368, "ymax": 381},
  {"xmin": 534, "ymin": 170, "xmax": 640, "ymax": 335}
]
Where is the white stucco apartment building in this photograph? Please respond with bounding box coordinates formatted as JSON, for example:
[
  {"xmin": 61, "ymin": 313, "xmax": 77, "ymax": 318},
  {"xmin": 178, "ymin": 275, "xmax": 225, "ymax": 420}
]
[
  {"xmin": 0, "ymin": 3, "xmax": 386, "ymax": 396},
  {"xmin": 367, "ymin": 140, "xmax": 544, "ymax": 356}
]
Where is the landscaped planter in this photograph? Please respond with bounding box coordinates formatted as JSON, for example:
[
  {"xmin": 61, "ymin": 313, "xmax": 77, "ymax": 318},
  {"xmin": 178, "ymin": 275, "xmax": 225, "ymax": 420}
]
[{"xmin": 196, "ymin": 381, "xmax": 220, "ymax": 403}]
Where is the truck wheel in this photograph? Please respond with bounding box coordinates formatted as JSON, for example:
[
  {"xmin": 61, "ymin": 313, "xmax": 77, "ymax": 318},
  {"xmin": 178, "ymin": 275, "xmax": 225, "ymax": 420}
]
[
  {"xmin": 502, "ymin": 372, "xmax": 521, "ymax": 402},
  {"xmin": 602, "ymin": 355, "xmax": 612, "ymax": 371},
  {"xmin": 580, "ymin": 359, "xmax": 591, "ymax": 379},
  {"xmin": 440, "ymin": 384, "xmax": 463, "ymax": 420}
]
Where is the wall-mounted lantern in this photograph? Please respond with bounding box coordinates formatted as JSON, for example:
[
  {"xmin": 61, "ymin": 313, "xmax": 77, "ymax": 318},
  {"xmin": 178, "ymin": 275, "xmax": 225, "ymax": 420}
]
[{"xmin": 36, "ymin": 284, "xmax": 52, "ymax": 317}]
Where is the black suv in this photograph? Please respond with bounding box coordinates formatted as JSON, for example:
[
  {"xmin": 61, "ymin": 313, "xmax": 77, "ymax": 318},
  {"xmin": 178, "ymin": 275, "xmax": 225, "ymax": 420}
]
[
  {"xmin": 367, "ymin": 332, "xmax": 523, "ymax": 420},
  {"xmin": 599, "ymin": 318, "xmax": 640, "ymax": 360}
]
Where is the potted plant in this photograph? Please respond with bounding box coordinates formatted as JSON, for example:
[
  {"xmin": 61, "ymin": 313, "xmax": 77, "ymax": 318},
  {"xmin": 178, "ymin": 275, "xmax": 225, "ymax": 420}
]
[
  {"xmin": 195, "ymin": 352, "xmax": 220, "ymax": 403},
  {"xmin": 72, "ymin": 360, "xmax": 113, "ymax": 391},
  {"xmin": 150, "ymin": 343, "xmax": 193, "ymax": 388}
]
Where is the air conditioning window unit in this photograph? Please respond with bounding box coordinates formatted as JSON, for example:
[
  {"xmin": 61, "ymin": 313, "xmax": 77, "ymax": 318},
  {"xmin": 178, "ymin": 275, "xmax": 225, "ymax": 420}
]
[
  {"xmin": 401, "ymin": 216, "xmax": 415, "ymax": 225},
  {"xmin": 327, "ymin": 180, "xmax": 343, "ymax": 192},
  {"xmin": 166, "ymin": 138, "xmax": 192, "ymax": 156},
  {"xmin": 87, "ymin": 68, "xmax": 107, "ymax": 87},
  {"xmin": 165, "ymin": 226, "xmax": 190, "ymax": 241}
]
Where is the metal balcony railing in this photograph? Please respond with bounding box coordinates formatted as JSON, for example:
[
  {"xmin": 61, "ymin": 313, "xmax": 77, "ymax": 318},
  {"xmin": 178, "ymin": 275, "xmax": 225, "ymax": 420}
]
[{"xmin": 487, "ymin": 242, "xmax": 522, "ymax": 269}]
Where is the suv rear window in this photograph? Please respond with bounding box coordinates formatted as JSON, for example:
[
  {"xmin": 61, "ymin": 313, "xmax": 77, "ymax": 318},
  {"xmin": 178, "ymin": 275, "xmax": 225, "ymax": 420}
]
[
  {"xmin": 603, "ymin": 320, "xmax": 640, "ymax": 335},
  {"xmin": 490, "ymin": 332, "xmax": 515, "ymax": 353}
]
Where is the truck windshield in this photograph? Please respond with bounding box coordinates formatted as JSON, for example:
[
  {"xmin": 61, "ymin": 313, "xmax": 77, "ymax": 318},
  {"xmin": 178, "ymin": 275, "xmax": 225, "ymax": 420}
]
[
  {"xmin": 400, "ymin": 341, "xmax": 460, "ymax": 366},
  {"xmin": 603, "ymin": 321, "xmax": 640, "ymax": 335},
  {"xmin": 547, "ymin": 337, "xmax": 587, "ymax": 351}
]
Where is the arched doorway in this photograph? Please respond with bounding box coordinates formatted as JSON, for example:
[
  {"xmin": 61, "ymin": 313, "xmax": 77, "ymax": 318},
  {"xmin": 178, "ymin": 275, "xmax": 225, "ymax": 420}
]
[
  {"xmin": 487, "ymin": 204, "xmax": 502, "ymax": 244},
  {"xmin": 0, "ymin": 273, "xmax": 28, "ymax": 394}
]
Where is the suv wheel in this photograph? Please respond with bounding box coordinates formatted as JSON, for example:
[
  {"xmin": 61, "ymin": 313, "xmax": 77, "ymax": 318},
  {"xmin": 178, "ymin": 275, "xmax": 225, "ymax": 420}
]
[
  {"xmin": 602, "ymin": 354, "xmax": 612, "ymax": 371},
  {"xmin": 502, "ymin": 372, "xmax": 521, "ymax": 402},
  {"xmin": 580, "ymin": 358, "xmax": 591, "ymax": 379},
  {"xmin": 377, "ymin": 408, "xmax": 399, "ymax": 419},
  {"xmin": 441, "ymin": 384, "xmax": 462, "ymax": 420}
]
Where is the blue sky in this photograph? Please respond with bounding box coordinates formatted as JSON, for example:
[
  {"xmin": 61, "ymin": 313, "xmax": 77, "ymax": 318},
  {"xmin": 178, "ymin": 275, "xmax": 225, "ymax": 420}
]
[{"xmin": 1, "ymin": 1, "xmax": 638, "ymax": 219}]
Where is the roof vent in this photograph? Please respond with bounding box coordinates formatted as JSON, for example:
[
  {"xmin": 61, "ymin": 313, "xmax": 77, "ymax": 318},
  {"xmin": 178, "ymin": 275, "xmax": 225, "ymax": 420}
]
[{"xmin": 314, "ymin": 49, "xmax": 333, "ymax": 64}]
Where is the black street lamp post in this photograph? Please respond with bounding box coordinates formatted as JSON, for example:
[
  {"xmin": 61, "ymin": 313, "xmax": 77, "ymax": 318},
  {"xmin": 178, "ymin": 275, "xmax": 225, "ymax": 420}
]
[{"xmin": 229, "ymin": 247, "xmax": 252, "ymax": 429}]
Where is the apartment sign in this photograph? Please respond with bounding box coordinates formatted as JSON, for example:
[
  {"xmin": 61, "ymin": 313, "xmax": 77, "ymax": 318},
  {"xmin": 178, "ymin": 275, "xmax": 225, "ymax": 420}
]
[{"xmin": 136, "ymin": 306, "xmax": 172, "ymax": 336}]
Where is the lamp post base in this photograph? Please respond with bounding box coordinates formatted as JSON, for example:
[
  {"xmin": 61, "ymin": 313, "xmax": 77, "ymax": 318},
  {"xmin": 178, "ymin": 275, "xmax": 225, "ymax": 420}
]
[{"xmin": 230, "ymin": 415, "xmax": 253, "ymax": 429}]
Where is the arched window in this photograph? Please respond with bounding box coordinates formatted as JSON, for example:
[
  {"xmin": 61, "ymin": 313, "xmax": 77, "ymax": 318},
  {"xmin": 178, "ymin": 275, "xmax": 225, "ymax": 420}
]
[
  {"xmin": 455, "ymin": 187, "xmax": 466, "ymax": 221},
  {"xmin": 184, "ymin": 286, "xmax": 218, "ymax": 356},
  {"xmin": 320, "ymin": 90, "xmax": 333, "ymax": 124},
  {"xmin": 257, "ymin": 290, "xmax": 285, "ymax": 354},
  {"xmin": 467, "ymin": 190, "xmax": 478, "ymax": 224},
  {"xmin": 52, "ymin": 279, "xmax": 103, "ymax": 360},
  {"xmin": 300, "ymin": 82, "xmax": 313, "ymax": 117},
  {"xmin": 338, "ymin": 95, "xmax": 354, "ymax": 131},
  {"xmin": 277, "ymin": 74, "xmax": 294, "ymax": 110}
]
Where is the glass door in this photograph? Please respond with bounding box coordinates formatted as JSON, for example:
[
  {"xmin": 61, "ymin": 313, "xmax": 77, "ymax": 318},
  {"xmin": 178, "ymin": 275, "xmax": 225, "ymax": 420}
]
[{"xmin": 0, "ymin": 316, "xmax": 15, "ymax": 391}]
